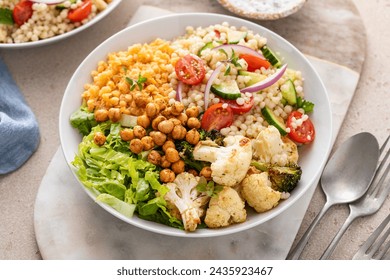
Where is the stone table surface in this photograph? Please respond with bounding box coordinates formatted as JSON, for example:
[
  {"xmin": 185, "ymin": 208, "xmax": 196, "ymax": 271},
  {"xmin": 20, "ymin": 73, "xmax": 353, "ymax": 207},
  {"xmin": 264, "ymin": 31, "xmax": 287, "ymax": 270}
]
[{"xmin": 0, "ymin": 0, "xmax": 389, "ymax": 260}]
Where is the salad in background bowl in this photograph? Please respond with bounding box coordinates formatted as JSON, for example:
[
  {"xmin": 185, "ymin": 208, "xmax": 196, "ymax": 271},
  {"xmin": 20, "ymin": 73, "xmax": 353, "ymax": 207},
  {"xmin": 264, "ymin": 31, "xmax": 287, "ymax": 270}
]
[
  {"xmin": 59, "ymin": 13, "xmax": 332, "ymax": 237},
  {"xmin": 0, "ymin": 0, "xmax": 122, "ymax": 48}
]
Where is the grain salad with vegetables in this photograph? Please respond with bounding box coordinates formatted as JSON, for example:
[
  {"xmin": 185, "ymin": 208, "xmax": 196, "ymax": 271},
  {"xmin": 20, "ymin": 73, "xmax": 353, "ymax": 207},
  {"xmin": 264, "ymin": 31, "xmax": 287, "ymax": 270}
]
[
  {"xmin": 0, "ymin": 0, "xmax": 112, "ymax": 43},
  {"xmin": 70, "ymin": 22, "xmax": 316, "ymax": 232}
]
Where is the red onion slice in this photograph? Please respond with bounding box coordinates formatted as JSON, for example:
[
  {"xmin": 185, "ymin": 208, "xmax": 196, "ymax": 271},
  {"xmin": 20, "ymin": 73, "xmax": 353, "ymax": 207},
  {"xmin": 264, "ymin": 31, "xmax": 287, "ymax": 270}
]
[
  {"xmin": 212, "ymin": 44, "xmax": 265, "ymax": 60},
  {"xmin": 204, "ymin": 63, "xmax": 225, "ymax": 110},
  {"xmin": 176, "ymin": 81, "xmax": 183, "ymax": 102},
  {"xmin": 240, "ymin": 64, "xmax": 288, "ymax": 93}
]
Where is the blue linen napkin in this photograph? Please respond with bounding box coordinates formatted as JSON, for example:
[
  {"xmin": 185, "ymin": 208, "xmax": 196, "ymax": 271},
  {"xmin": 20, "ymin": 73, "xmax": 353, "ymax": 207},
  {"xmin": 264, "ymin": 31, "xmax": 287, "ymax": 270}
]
[{"xmin": 0, "ymin": 58, "xmax": 40, "ymax": 175}]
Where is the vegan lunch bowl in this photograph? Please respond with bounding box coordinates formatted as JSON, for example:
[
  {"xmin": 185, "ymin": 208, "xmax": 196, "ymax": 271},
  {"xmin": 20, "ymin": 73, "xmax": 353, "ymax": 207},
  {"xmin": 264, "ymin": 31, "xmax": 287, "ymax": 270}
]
[
  {"xmin": 59, "ymin": 13, "xmax": 332, "ymax": 237},
  {"xmin": 0, "ymin": 0, "xmax": 121, "ymax": 48}
]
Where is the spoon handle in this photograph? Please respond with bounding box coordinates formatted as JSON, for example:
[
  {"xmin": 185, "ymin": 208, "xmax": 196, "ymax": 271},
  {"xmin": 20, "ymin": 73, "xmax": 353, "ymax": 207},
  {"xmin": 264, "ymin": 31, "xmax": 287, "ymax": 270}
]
[
  {"xmin": 287, "ymin": 202, "xmax": 333, "ymax": 260},
  {"xmin": 320, "ymin": 211, "xmax": 359, "ymax": 259}
]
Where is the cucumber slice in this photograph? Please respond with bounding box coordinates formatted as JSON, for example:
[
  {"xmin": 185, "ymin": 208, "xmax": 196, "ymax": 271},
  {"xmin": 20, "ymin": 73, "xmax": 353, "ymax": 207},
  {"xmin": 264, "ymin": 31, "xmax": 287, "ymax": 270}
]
[
  {"xmin": 56, "ymin": 0, "xmax": 76, "ymax": 9},
  {"xmin": 238, "ymin": 70, "xmax": 267, "ymax": 86},
  {"xmin": 261, "ymin": 106, "xmax": 287, "ymax": 135},
  {"xmin": 227, "ymin": 30, "xmax": 247, "ymax": 44},
  {"xmin": 281, "ymin": 79, "xmax": 297, "ymax": 105},
  {"xmin": 261, "ymin": 46, "xmax": 282, "ymax": 67},
  {"xmin": 211, "ymin": 80, "xmax": 242, "ymax": 100}
]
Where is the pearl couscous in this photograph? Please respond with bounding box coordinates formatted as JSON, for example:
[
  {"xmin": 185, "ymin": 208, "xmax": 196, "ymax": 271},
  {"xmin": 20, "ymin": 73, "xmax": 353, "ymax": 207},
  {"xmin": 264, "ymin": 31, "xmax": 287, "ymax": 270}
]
[{"xmin": 0, "ymin": 0, "xmax": 112, "ymax": 43}]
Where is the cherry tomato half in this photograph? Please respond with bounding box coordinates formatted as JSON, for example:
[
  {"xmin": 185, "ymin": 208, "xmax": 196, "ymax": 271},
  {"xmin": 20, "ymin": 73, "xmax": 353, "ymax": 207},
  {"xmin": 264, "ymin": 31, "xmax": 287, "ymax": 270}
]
[
  {"xmin": 219, "ymin": 95, "xmax": 254, "ymax": 115},
  {"xmin": 175, "ymin": 54, "xmax": 206, "ymax": 85},
  {"xmin": 68, "ymin": 0, "xmax": 92, "ymax": 22},
  {"xmin": 240, "ymin": 53, "xmax": 271, "ymax": 72},
  {"xmin": 13, "ymin": 0, "xmax": 33, "ymax": 26},
  {"xmin": 286, "ymin": 111, "xmax": 315, "ymax": 144},
  {"xmin": 201, "ymin": 103, "xmax": 234, "ymax": 131}
]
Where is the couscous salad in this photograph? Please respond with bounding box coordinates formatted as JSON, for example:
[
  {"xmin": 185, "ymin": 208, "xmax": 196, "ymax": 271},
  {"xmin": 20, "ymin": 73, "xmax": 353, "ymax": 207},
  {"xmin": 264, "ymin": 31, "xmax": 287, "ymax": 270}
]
[{"xmin": 0, "ymin": 0, "xmax": 112, "ymax": 43}]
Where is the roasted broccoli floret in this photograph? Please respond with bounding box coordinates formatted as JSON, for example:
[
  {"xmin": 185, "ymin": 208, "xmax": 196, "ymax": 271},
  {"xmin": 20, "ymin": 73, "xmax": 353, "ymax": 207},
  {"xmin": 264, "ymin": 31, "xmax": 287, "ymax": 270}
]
[
  {"xmin": 176, "ymin": 141, "xmax": 194, "ymax": 159},
  {"xmin": 199, "ymin": 129, "xmax": 225, "ymax": 145},
  {"xmin": 175, "ymin": 140, "xmax": 208, "ymax": 172},
  {"xmin": 251, "ymin": 161, "xmax": 302, "ymax": 193}
]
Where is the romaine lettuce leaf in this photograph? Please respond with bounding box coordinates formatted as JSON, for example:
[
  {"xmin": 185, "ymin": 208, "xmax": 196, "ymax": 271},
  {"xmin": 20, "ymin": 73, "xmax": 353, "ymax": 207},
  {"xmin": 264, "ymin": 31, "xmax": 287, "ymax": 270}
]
[
  {"xmin": 96, "ymin": 193, "xmax": 136, "ymax": 218},
  {"xmin": 71, "ymin": 122, "xmax": 182, "ymax": 229},
  {"xmin": 70, "ymin": 106, "xmax": 98, "ymax": 136}
]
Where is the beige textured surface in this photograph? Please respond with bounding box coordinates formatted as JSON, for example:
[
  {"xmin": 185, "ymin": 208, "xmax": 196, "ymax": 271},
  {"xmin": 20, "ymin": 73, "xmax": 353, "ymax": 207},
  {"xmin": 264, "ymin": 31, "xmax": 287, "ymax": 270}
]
[
  {"xmin": 292, "ymin": 0, "xmax": 390, "ymax": 260},
  {"xmin": 0, "ymin": 0, "xmax": 388, "ymax": 260}
]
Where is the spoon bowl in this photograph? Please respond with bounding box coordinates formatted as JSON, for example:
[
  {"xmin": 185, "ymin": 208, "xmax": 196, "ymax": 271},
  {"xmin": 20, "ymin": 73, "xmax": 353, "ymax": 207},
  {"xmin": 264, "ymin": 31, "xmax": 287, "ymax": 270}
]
[
  {"xmin": 321, "ymin": 132, "xmax": 380, "ymax": 203},
  {"xmin": 287, "ymin": 132, "xmax": 380, "ymax": 259}
]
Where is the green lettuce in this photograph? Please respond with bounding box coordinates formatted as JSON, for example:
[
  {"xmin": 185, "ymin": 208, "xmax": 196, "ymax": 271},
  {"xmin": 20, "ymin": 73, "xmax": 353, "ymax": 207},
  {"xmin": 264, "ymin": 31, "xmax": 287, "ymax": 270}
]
[
  {"xmin": 70, "ymin": 106, "xmax": 98, "ymax": 136},
  {"xmin": 72, "ymin": 122, "xmax": 183, "ymax": 228}
]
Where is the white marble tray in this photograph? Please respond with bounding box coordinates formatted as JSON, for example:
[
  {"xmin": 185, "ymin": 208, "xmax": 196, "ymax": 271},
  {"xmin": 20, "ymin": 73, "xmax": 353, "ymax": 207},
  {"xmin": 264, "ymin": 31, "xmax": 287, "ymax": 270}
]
[{"xmin": 33, "ymin": 6, "xmax": 360, "ymax": 260}]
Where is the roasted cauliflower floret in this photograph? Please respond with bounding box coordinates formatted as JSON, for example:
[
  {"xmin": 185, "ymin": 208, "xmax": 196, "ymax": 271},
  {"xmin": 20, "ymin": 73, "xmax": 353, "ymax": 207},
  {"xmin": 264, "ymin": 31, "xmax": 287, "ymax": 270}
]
[
  {"xmin": 204, "ymin": 186, "xmax": 247, "ymax": 228},
  {"xmin": 164, "ymin": 172, "xmax": 210, "ymax": 231},
  {"xmin": 241, "ymin": 172, "xmax": 282, "ymax": 213},
  {"xmin": 252, "ymin": 126, "xmax": 298, "ymax": 166},
  {"xmin": 193, "ymin": 135, "xmax": 252, "ymax": 187}
]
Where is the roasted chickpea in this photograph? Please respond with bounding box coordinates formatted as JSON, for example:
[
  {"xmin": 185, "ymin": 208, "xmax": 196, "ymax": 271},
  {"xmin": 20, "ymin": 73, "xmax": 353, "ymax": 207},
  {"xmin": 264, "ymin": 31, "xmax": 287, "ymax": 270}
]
[
  {"xmin": 171, "ymin": 159, "xmax": 185, "ymax": 174},
  {"xmin": 94, "ymin": 108, "xmax": 109, "ymax": 122},
  {"xmin": 141, "ymin": 136, "xmax": 154, "ymax": 150},
  {"xmin": 187, "ymin": 169, "xmax": 199, "ymax": 177},
  {"xmin": 187, "ymin": 117, "xmax": 201, "ymax": 129},
  {"xmin": 165, "ymin": 147, "xmax": 180, "ymax": 163},
  {"xmin": 162, "ymin": 140, "xmax": 175, "ymax": 152},
  {"xmin": 160, "ymin": 169, "xmax": 175, "ymax": 183},
  {"xmin": 129, "ymin": 139, "xmax": 143, "ymax": 154},
  {"xmin": 161, "ymin": 107, "xmax": 172, "ymax": 118},
  {"xmin": 133, "ymin": 125, "xmax": 146, "ymax": 138},
  {"xmin": 94, "ymin": 132, "xmax": 106, "ymax": 146},
  {"xmin": 120, "ymin": 128, "xmax": 134, "ymax": 141},
  {"xmin": 149, "ymin": 131, "xmax": 167, "ymax": 146},
  {"xmin": 137, "ymin": 114, "xmax": 150, "ymax": 128},
  {"xmin": 145, "ymin": 102, "xmax": 159, "ymax": 119},
  {"xmin": 158, "ymin": 119, "xmax": 174, "ymax": 134},
  {"xmin": 152, "ymin": 115, "xmax": 166, "ymax": 130},
  {"xmin": 160, "ymin": 155, "xmax": 171, "ymax": 168},
  {"xmin": 147, "ymin": 150, "xmax": 161, "ymax": 165},
  {"xmin": 170, "ymin": 101, "xmax": 184, "ymax": 116},
  {"xmin": 154, "ymin": 98, "xmax": 167, "ymax": 111},
  {"xmin": 200, "ymin": 166, "xmax": 212, "ymax": 179},
  {"xmin": 129, "ymin": 103, "xmax": 144, "ymax": 116},
  {"xmin": 134, "ymin": 92, "xmax": 149, "ymax": 107},
  {"xmin": 170, "ymin": 117, "xmax": 181, "ymax": 126},
  {"xmin": 185, "ymin": 128, "xmax": 200, "ymax": 145},
  {"xmin": 177, "ymin": 113, "xmax": 188, "ymax": 126},
  {"xmin": 108, "ymin": 108, "xmax": 121, "ymax": 122},
  {"xmin": 171, "ymin": 125, "xmax": 187, "ymax": 140},
  {"xmin": 185, "ymin": 106, "xmax": 200, "ymax": 118}
]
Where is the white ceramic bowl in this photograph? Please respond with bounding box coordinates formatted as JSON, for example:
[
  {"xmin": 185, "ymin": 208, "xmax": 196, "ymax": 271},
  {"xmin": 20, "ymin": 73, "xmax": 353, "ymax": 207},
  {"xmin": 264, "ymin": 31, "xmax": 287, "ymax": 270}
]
[
  {"xmin": 59, "ymin": 13, "xmax": 332, "ymax": 237},
  {"xmin": 0, "ymin": 0, "xmax": 122, "ymax": 49}
]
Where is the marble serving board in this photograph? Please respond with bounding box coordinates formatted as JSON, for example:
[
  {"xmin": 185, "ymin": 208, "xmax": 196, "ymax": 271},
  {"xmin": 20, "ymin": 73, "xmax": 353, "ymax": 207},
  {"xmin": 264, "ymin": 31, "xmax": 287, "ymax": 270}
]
[{"xmin": 33, "ymin": 6, "xmax": 360, "ymax": 260}]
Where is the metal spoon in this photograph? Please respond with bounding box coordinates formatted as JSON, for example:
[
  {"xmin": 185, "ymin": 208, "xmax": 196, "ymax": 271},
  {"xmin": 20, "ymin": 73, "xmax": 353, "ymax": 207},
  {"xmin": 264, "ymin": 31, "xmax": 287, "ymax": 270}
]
[{"xmin": 287, "ymin": 132, "xmax": 380, "ymax": 260}]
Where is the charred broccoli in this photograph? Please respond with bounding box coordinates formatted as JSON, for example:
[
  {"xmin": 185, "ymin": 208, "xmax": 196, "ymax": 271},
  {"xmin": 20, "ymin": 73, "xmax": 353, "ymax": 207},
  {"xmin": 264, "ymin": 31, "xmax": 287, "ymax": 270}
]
[
  {"xmin": 176, "ymin": 141, "xmax": 194, "ymax": 160},
  {"xmin": 199, "ymin": 129, "xmax": 225, "ymax": 146},
  {"xmin": 251, "ymin": 161, "xmax": 302, "ymax": 193},
  {"xmin": 175, "ymin": 140, "xmax": 208, "ymax": 172}
]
